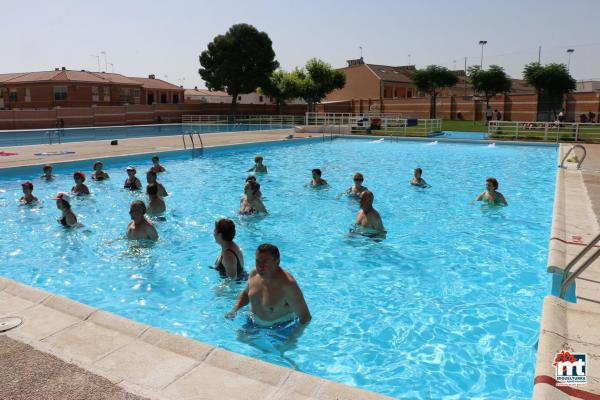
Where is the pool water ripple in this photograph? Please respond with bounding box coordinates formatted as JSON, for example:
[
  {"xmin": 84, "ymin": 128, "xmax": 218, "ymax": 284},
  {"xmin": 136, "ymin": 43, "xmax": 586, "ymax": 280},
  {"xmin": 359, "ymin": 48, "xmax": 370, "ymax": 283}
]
[{"xmin": 0, "ymin": 139, "xmax": 555, "ymax": 399}]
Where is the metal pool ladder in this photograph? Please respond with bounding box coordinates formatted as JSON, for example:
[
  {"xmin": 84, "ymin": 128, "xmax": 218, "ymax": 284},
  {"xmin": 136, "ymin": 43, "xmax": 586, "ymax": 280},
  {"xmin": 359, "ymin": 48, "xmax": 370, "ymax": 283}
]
[
  {"xmin": 559, "ymin": 231, "xmax": 600, "ymax": 299},
  {"xmin": 182, "ymin": 131, "xmax": 204, "ymax": 151},
  {"xmin": 559, "ymin": 144, "xmax": 587, "ymax": 169}
]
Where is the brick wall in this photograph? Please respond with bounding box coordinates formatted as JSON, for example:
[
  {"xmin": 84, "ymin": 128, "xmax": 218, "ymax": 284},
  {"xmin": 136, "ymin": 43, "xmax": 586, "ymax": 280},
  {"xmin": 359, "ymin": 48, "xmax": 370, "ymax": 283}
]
[
  {"xmin": 317, "ymin": 92, "xmax": 600, "ymax": 122},
  {"xmin": 0, "ymin": 103, "xmax": 307, "ymax": 130}
]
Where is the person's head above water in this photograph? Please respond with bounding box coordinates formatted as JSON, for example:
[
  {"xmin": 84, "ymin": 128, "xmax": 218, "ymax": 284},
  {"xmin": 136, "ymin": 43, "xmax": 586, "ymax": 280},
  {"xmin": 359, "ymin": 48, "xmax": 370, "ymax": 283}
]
[
  {"xmin": 244, "ymin": 180, "xmax": 261, "ymax": 197},
  {"xmin": 255, "ymin": 243, "xmax": 280, "ymax": 277},
  {"xmin": 312, "ymin": 168, "xmax": 322, "ymax": 178},
  {"xmin": 73, "ymin": 171, "xmax": 86, "ymax": 183},
  {"xmin": 254, "ymin": 155, "xmax": 264, "ymax": 164},
  {"xmin": 359, "ymin": 190, "xmax": 374, "ymax": 209},
  {"xmin": 246, "ymin": 175, "xmax": 256, "ymax": 183},
  {"xmin": 93, "ymin": 161, "xmax": 103, "ymax": 171},
  {"xmin": 486, "ymin": 177, "xmax": 499, "ymax": 191},
  {"xmin": 43, "ymin": 164, "xmax": 52, "ymax": 174},
  {"xmin": 129, "ymin": 200, "xmax": 147, "ymax": 222},
  {"xmin": 414, "ymin": 167, "xmax": 422, "ymax": 178},
  {"xmin": 152, "ymin": 155, "xmax": 160, "ymax": 164},
  {"xmin": 353, "ymin": 172, "xmax": 364, "ymax": 184},
  {"xmin": 126, "ymin": 166, "xmax": 136, "ymax": 174},
  {"xmin": 214, "ymin": 218, "xmax": 236, "ymax": 243},
  {"xmin": 52, "ymin": 192, "xmax": 71, "ymax": 210},
  {"xmin": 21, "ymin": 181, "xmax": 34, "ymax": 196}
]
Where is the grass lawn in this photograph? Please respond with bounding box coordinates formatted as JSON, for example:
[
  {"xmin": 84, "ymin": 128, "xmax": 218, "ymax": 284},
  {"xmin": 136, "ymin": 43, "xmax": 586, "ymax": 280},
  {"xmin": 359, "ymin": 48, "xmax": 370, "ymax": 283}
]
[{"xmin": 442, "ymin": 120, "xmax": 488, "ymax": 132}]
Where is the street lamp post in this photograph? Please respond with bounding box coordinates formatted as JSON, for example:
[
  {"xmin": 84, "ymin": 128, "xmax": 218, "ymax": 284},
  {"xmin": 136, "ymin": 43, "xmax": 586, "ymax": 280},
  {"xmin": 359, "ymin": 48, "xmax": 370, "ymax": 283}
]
[
  {"xmin": 408, "ymin": 54, "xmax": 411, "ymax": 67},
  {"xmin": 478, "ymin": 40, "xmax": 487, "ymax": 69},
  {"xmin": 109, "ymin": 63, "xmax": 114, "ymax": 73},
  {"xmin": 567, "ymin": 49, "xmax": 575, "ymax": 72},
  {"xmin": 101, "ymin": 51, "xmax": 107, "ymax": 72}
]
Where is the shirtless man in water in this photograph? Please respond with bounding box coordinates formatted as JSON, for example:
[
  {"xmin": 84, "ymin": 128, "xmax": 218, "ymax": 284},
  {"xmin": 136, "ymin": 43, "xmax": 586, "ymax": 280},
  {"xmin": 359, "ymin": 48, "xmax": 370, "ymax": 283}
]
[
  {"xmin": 126, "ymin": 200, "xmax": 158, "ymax": 241},
  {"xmin": 226, "ymin": 243, "xmax": 311, "ymax": 327},
  {"xmin": 356, "ymin": 190, "xmax": 385, "ymax": 232}
]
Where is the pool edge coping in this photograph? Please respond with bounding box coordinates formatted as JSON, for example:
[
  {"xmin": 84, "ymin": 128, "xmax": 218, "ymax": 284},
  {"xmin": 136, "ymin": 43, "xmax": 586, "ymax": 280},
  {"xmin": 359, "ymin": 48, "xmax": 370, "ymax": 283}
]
[{"xmin": 0, "ymin": 275, "xmax": 393, "ymax": 400}]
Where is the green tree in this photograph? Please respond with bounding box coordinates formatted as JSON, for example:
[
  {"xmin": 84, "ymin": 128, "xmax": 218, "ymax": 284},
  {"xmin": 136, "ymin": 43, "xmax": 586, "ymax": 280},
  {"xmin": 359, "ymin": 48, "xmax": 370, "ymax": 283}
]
[
  {"xmin": 468, "ymin": 65, "xmax": 512, "ymax": 108},
  {"xmin": 523, "ymin": 62, "xmax": 576, "ymax": 119},
  {"xmin": 293, "ymin": 58, "xmax": 346, "ymax": 112},
  {"xmin": 410, "ymin": 65, "xmax": 458, "ymax": 118},
  {"xmin": 258, "ymin": 70, "xmax": 301, "ymax": 114},
  {"xmin": 199, "ymin": 24, "xmax": 279, "ymax": 114}
]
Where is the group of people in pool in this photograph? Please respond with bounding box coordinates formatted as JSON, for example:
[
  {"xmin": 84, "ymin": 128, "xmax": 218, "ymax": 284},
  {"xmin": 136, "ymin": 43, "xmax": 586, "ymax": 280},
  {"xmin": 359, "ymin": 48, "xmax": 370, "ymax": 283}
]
[
  {"xmin": 17, "ymin": 153, "xmax": 507, "ymax": 332},
  {"xmin": 21, "ymin": 155, "xmax": 168, "ymax": 240}
]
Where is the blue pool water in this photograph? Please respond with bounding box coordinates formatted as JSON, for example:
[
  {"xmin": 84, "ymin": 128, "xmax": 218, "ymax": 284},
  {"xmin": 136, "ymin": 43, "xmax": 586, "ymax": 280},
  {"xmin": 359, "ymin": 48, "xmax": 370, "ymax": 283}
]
[
  {"xmin": 434, "ymin": 131, "xmax": 489, "ymax": 139},
  {"xmin": 0, "ymin": 123, "xmax": 292, "ymax": 147},
  {"xmin": 0, "ymin": 138, "xmax": 556, "ymax": 399}
]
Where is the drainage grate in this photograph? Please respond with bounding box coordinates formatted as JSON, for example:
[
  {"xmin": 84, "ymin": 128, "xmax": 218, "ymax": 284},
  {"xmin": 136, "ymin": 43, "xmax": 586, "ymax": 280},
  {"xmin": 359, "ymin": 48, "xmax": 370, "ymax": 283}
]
[{"xmin": 0, "ymin": 317, "xmax": 22, "ymax": 332}]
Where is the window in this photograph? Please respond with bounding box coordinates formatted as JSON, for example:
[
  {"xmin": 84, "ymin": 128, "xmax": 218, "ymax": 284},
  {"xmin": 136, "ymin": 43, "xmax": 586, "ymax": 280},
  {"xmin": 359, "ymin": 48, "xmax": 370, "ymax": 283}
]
[
  {"xmin": 133, "ymin": 88, "xmax": 141, "ymax": 104},
  {"xmin": 259, "ymin": 95, "xmax": 263, "ymax": 102},
  {"xmin": 160, "ymin": 93, "xmax": 167, "ymax": 103},
  {"xmin": 54, "ymin": 86, "xmax": 68, "ymax": 101},
  {"xmin": 25, "ymin": 88, "xmax": 31, "ymax": 102},
  {"xmin": 238, "ymin": 95, "xmax": 241, "ymax": 101},
  {"xmin": 172, "ymin": 94, "xmax": 179, "ymax": 104},
  {"xmin": 92, "ymin": 86, "xmax": 99, "ymax": 102},
  {"xmin": 103, "ymin": 86, "xmax": 110, "ymax": 102},
  {"xmin": 9, "ymin": 88, "xmax": 17, "ymax": 101},
  {"xmin": 393, "ymin": 88, "xmax": 397, "ymax": 98},
  {"xmin": 407, "ymin": 89, "xmax": 412, "ymax": 98},
  {"xmin": 119, "ymin": 87, "xmax": 130, "ymax": 103}
]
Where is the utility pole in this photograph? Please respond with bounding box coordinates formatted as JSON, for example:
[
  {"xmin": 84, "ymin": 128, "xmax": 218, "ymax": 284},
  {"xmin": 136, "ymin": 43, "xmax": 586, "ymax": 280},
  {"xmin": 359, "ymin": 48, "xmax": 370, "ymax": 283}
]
[
  {"xmin": 101, "ymin": 51, "xmax": 107, "ymax": 72},
  {"xmin": 408, "ymin": 54, "xmax": 411, "ymax": 67},
  {"xmin": 538, "ymin": 46, "xmax": 541, "ymax": 64}
]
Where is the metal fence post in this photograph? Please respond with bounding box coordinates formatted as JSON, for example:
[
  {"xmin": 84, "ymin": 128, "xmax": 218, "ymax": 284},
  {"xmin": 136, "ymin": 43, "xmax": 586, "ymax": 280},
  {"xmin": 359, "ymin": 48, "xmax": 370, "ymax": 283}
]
[
  {"xmin": 515, "ymin": 122, "xmax": 519, "ymax": 140},
  {"xmin": 544, "ymin": 123, "xmax": 549, "ymax": 141},
  {"xmin": 575, "ymin": 123, "xmax": 580, "ymax": 142}
]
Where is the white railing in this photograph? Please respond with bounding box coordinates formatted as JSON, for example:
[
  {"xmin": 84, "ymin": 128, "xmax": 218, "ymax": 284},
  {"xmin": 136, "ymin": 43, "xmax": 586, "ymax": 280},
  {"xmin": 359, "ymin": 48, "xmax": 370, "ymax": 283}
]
[
  {"xmin": 182, "ymin": 114, "xmax": 305, "ymax": 126},
  {"xmin": 488, "ymin": 121, "xmax": 600, "ymax": 142},
  {"xmin": 305, "ymin": 112, "xmax": 442, "ymax": 136}
]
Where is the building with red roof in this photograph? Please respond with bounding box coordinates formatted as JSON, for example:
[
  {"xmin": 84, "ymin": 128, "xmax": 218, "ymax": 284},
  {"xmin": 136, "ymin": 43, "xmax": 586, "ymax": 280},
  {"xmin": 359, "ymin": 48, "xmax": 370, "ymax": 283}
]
[{"xmin": 0, "ymin": 67, "xmax": 184, "ymax": 109}]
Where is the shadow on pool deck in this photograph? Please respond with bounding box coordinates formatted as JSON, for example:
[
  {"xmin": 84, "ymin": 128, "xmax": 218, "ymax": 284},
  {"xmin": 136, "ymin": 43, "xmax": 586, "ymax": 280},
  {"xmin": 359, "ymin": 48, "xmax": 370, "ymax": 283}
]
[{"xmin": 0, "ymin": 335, "xmax": 147, "ymax": 400}]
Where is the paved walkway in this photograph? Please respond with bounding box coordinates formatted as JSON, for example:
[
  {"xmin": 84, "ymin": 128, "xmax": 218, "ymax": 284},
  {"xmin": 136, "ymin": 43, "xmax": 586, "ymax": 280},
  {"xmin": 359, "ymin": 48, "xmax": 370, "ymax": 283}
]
[
  {"xmin": 0, "ymin": 129, "xmax": 304, "ymax": 169},
  {"xmin": 0, "ymin": 335, "xmax": 147, "ymax": 400}
]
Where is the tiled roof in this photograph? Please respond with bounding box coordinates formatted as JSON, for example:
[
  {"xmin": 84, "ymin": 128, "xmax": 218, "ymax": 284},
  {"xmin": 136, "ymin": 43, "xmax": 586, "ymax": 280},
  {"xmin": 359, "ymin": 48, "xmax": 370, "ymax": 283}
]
[
  {"xmin": 365, "ymin": 64, "xmax": 415, "ymax": 83},
  {"xmin": 131, "ymin": 77, "xmax": 183, "ymax": 90},
  {"xmin": 184, "ymin": 88, "xmax": 230, "ymax": 97},
  {"xmin": 0, "ymin": 70, "xmax": 179, "ymax": 88}
]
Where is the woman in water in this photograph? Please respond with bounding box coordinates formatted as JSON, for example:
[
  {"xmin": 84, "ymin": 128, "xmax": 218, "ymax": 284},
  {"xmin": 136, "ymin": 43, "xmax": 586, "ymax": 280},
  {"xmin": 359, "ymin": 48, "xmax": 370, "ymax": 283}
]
[
  {"xmin": 345, "ymin": 172, "xmax": 368, "ymax": 196},
  {"xmin": 40, "ymin": 164, "xmax": 55, "ymax": 181},
  {"xmin": 213, "ymin": 218, "xmax": 246, "ymax": 280},
  {"xmin": 123, "ymin": 166, "xmax": 142, "ymax": 191},
  {"xmin": 474, "ymin": 177, "xmax": 507, "ymax": 206},
  {"xmin": 410, "ymin": 167, "xmax": 430, "ymax": 188},
  {"xmin": 71, "ymin": 172, "xmax": 90, "ymax": 195},
  {"xmin": 53, "ymin": 192, "xmax": 78, "ymax": 227},
  {"xmin": 240, "ymin": 180, "xmax": 267, "ymax": 215},
  {"xmin": 92, "ymin": 161, "xmax": 110, "ymax": 181},
  {"xmin": 19, "ymin": 182, "xmax": 38, "ymax": 205}
]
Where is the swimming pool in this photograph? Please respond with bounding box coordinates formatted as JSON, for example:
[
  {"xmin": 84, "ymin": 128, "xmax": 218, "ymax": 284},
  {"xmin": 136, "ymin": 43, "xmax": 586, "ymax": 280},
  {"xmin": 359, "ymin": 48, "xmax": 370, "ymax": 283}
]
[
  {"xmin": 0, "ymin": 138, "xmax": 556, "ymax": 399},
  {"xmin": 433, "ymin": 131, "xmax": 489, "ymax": 139},
  {"xmin": 0, "ymin": 123, "xmax": 292, "ymax": 147}
]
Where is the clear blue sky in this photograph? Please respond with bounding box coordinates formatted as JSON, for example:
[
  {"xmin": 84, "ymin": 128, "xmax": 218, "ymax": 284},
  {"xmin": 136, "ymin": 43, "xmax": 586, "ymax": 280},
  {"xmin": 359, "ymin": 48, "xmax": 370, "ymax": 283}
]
[{"xmin": 4, "ymin": 0, "xmax": 599, "ymax": 88}]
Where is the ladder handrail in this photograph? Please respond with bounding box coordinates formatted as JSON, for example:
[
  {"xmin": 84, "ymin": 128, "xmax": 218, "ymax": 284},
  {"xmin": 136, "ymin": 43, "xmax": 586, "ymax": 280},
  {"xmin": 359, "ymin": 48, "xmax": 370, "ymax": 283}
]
[
  {"xmin": 559, "ymin": 231, "xmax": 600, "ymax": 298},
  {"xmin": 188, "ymin": 133, "xmax": 195, "ymax": 150},
  {"xmin": 559, "ymin": 144, "xmax": 587, "ymax": 169},
  {"xmin": 195, "ymin": 132, "xmax": 204, "ymax": 150}
]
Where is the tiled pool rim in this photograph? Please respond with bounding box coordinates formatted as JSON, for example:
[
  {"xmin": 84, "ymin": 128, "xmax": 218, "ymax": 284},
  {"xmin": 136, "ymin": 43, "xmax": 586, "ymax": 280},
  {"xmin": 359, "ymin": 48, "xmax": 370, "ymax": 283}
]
[{"xmin": 0, "ymin": 133, "xmax": 579, "ymax": 399}]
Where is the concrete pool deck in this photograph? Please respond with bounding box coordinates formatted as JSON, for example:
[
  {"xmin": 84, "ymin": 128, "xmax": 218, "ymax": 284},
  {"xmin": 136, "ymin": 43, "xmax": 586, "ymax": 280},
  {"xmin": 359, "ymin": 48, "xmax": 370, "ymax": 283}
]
[
  {"xmin": 2, "ymin": 133, "xmax": 600, "ymax": 399},
  {"xmin": 533, "ymin": 144, "xmax": 600, "ymax": 399}
]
